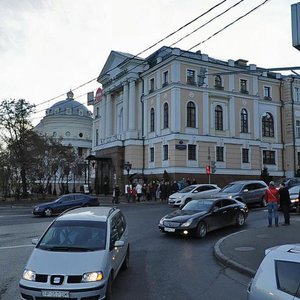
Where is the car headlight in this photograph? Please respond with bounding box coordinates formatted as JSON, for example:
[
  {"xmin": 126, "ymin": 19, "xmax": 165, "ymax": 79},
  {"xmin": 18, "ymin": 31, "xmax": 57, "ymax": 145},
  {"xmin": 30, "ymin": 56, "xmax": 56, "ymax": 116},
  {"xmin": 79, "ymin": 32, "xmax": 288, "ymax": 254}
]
[
  {"xmin": 159, "ymin": 217, "xmax": 165, "ymax": 225},
  {"xmin": 23, "ymin": 269, "xmax": 36, "ymax": 281},
  {"xmin": 291, "ymin": 198, "xmax": 299, "ymax": 203},
  {"xmin": 82, "ymin": 271, "xmax": 104, "ymax": 282},
  {"xmin": 228, "ymin": 195, "xmax": 232, "ymax": 199},
  {"xmin": 181, "ymin": 219, "xmax": 193, "ymax": 227}
]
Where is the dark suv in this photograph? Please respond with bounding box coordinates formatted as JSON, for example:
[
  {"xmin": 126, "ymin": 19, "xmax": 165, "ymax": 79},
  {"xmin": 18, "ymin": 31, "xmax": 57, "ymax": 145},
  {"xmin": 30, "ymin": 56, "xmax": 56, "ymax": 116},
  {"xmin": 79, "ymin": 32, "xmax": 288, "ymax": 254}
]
[{"xmin": 217, "ymin": 180, "xmax": 268, "ymax": 206}]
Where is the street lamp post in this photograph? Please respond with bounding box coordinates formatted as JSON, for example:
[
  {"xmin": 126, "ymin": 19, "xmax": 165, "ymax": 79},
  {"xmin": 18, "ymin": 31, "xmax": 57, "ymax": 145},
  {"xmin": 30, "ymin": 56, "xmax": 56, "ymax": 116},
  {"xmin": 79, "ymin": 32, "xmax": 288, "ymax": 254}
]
[{"xmin": 124, "ymin": 161, "xmax": 132, "ymax": 181}]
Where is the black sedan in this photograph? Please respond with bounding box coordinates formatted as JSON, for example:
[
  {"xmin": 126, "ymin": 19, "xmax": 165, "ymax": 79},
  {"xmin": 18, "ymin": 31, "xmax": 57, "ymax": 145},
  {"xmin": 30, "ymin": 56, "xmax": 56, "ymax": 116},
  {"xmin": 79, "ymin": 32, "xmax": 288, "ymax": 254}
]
[
  {"xmin": 158, "ymin": 197, "xmax": 248, "ymax": 238},
  {"xmin": 32, "ymin": 193, "xmax": 99, "ymax": 217}
]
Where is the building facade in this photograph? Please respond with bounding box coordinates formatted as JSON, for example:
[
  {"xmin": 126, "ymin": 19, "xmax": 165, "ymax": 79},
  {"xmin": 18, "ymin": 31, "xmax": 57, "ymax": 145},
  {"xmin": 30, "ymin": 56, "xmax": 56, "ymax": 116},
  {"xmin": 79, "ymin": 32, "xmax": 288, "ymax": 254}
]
[{"xmin": 92, "ymin": 46, "xmax": 300, "ymax": 189}]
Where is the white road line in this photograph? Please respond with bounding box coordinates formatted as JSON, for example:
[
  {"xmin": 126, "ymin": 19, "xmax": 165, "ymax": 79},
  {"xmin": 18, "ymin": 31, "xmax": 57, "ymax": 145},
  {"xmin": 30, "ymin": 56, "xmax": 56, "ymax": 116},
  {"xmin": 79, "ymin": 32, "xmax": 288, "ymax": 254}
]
[
  {"xmin": 0, "ymin": 214, "xmax": 32, "ymax": 217},
  {"xmin": 0, "ymin": 244, "xmax": 34, "ymax": 250}
]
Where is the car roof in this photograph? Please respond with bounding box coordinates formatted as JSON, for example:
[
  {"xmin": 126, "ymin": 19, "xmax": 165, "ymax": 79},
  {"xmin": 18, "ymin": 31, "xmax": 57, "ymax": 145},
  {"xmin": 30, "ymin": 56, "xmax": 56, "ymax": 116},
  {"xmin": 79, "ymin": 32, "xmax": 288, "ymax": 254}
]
[
  {"xmin": 57, "ymin": 206, "xmax": 118, "ymax": 222},
  {"xmin": 265, "ymin": 244, "xmax": 300, "ymax": 261},
  {"xmin": 227, "ymin": 180, "xmax": 266, "ymax": 185}
]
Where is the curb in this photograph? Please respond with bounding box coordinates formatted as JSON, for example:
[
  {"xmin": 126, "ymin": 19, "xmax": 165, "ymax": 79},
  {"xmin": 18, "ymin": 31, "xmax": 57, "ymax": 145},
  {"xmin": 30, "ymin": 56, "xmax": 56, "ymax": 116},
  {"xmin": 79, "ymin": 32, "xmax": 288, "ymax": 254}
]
[{"xmin": 214, "ymin": 230, "xmax": 256, "ymax": 278}]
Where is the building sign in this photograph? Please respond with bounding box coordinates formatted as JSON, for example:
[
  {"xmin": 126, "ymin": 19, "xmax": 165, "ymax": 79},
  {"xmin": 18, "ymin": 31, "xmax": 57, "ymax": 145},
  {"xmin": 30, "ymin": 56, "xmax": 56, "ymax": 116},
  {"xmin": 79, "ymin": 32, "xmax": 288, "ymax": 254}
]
[{"xmin": 175, "ymin": 144, "xmax": 187, "ymax": 150}]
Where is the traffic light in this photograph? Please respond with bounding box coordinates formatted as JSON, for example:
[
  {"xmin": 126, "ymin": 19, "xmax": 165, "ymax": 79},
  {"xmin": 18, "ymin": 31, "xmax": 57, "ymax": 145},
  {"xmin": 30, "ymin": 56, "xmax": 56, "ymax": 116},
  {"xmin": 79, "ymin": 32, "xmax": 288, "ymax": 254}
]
[
  {"xmin": 211, "ymin": 160, "xmax": 216, "ymax": 174},
  {"xmin": 206, "ymin": 165, "xmax": 211, "ymax": 175}
]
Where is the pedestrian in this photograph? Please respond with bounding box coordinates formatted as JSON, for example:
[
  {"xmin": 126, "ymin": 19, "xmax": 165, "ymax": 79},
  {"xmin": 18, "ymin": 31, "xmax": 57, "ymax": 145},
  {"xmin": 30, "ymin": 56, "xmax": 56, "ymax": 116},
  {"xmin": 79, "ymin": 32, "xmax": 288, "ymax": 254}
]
[
  {"xmin": 136, "ymin": 182, "xmax": 143, "ymax": 202},
  {"xmin": 265, "ymin": 181, "xmax": 280, "ymax": 227},
  {"xmin": 114, "ymin": 185, "xmax": 120, "ymax": 204},
  {"xmin": 278, "ymin": 182, "xmax": 291, "ymax": 225}
]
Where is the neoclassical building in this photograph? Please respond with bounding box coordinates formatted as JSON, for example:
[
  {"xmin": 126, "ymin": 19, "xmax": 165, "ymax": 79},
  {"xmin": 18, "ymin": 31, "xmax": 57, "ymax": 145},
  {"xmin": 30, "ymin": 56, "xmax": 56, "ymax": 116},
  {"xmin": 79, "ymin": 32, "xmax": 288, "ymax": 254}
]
[
  {"xmin": 35, "ymin": 90, "xmax": 93, "ymax": 192},
  {"xmin": 91, "ymin": 46, "xmax": 300, "ymax": 189}
]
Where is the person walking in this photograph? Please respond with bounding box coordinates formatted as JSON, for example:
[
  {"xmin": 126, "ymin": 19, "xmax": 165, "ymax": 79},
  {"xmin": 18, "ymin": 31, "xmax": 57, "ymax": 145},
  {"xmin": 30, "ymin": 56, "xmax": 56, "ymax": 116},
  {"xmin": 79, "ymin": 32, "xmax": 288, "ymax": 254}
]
[
  {"xmin": 265, "ymin": 181, "xmax": 280, "ymax": 227},
  {"xmin": 278, "ymin": 182, "xmax": 291, "ymax": 225}
]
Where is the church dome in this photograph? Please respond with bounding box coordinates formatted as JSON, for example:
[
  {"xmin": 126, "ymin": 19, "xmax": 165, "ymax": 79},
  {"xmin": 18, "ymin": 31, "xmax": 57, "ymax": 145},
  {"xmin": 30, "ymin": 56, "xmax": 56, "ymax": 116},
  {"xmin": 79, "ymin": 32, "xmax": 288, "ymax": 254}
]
[{"xmin": 46, "ymin": 90, "xmax": 92, "ymax": 117}]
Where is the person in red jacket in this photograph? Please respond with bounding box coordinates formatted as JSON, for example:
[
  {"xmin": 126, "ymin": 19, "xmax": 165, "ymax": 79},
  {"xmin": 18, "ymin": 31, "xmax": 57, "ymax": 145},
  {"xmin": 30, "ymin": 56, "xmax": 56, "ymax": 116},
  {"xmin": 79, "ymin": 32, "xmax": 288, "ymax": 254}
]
[{"xmin": 265, "ymin": 181, "xmax": 280, "ymax": 227}]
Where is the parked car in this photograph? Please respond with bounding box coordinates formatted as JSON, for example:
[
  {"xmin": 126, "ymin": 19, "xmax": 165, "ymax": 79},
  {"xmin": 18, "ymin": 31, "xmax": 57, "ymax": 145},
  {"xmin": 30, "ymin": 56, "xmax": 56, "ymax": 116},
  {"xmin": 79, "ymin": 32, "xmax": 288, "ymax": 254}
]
[
  {"xmin": 247, "ymin": 244, "xmax": 300, "ymax": 299},
  {"xmin": 168, "ymin": 184, "xmax": 221, "ymax": 207},
  {"xmin": 20, "ymin": 206, "xmax": 129, "ymax": 300},
  {"xmin": 32, "ymin": 193, "xmax": 99, "ymax": 217},
  {"xmin": 216, "ymin": 180, "xmax": 268, "ymax": 206},
  {"xmin": 281, "ymin": 177, "xmax": 300, "ymax": 189},
  {"xmin": 159, "ymin": 197, "xmax": 248, "ymax": 238},
  {"xmin": 287, "ymin": 185, "xmax": 300, "ymax": 212}
]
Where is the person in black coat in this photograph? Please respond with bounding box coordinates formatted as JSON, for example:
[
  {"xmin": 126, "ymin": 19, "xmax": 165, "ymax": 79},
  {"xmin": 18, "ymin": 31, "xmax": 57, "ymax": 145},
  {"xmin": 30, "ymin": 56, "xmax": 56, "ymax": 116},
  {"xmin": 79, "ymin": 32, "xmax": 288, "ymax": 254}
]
[{"xmin": 278, "ymin": 182, "xmax": 291, "ymax": 225}]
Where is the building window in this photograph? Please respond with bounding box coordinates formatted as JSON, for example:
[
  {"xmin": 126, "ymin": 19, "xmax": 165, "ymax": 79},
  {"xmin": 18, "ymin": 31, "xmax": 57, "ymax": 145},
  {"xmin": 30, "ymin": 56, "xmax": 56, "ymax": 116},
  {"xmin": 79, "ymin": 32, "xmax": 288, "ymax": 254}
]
[
  {"xmin": 163, "ymin": 145, "xmax": 168, "ymax": 161},
  {"xmin": 262, "ymin": 112, "xmax": 274, "ymax": 137},
  {"xmin": 149, "ymin": 78, "xmax": 155, "ymax": 93},
  {"xmin": 150, "ymin": 147, "xmax": 154, "ymax": 162},
  {"xmin": 95, "ymin": 129, "xmax": 99, "ymax": 146},
  {"xmin": 78, "ymin": 109, "xmax": 84, "ymax": 116},
  {"xmin": 296, "ymin": 120, "xmax": 300, "ymax": 138},
  {"xmin": 150, "ymin": 108, "xmax": 155, "ymax": 132},
  {"xmin": 294, "ymin": 87, "xmax": 300, "ymax": 102},
  {"xmin": 186, "ymin": 69, "xmax": 196, "ymax": 85},
  {"xmin": 78, "ymin": 147, "xmax": 83, "ymax": 157},
  {"xmin": 241, "ymin": 108, "xmax": 248, "ymax": 133},
  {"xmin": 66, "ymin": 108, "xmax": 72, "ymax": 115},
  {"xmin": 96, "ymin": 107, "xmax": 99, "ymax": 118},
  {"xmin": 216, "ymin": 146, "xmax": 224, "ymax": 162},
  {"xmin": 65, "ymin": 131, "xmax": 71, "ymax": 137},
  {"xmin": 54, "ymin": 108, "xmax": 60, "ymax": 115},
  {"xmin": 163, "ymin": 71, "xmax": 169, "ymax": 87},
  {"xmin": 79, "ymin": 132, "xmax": 83, "ymax": 138},
  {"xmin": 163, "ymin": 102, "xmax": 169, "ymax": 129},
  {"xmin": 53, "ymin": 132, "xmax": 57, "ymax": 137},
  {"xmin": 240, "ymin": 79, "xmax": 248, "ymax": 94},
  {"xmin": 242, "ymin": 148, "xmax": 249, "ymax": 163},
  {"xmin": 214, "ymin": 75, "xmax": 223, "ymax": 89},
  {"xmin": 263, "ymin": 150, "xmax": 275, "ymax": 165},
  {"xmin": 187, "ymin": 101, "xmax": 196, "ymax": 128},
  {"xmin": 188, "ymin": 144, "xmax": 196, "ymax": 160},
  {"xmin": 264, "ymin": 86, "xmax": 271, "ymax": 100},
  {"xmin": 215, "ymin": 105, "xmax": 223, "ymax": 131}
]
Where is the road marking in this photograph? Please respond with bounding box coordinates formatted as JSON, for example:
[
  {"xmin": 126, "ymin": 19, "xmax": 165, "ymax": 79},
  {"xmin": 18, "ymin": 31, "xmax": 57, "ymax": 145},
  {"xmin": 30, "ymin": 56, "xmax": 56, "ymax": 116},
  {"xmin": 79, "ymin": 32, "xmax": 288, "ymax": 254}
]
[
  {"xmin": 0, "ymin": 244, "xmax": 33, "ymax": 250},
  {"xmin": 0, "ymin": 214, "xmax": 32, "ymax": 217}
]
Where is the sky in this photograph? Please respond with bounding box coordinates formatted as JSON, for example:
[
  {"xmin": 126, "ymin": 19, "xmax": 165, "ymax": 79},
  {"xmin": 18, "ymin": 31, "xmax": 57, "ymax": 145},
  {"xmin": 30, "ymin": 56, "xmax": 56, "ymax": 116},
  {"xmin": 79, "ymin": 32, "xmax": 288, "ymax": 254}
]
[{"xmin": 0, "ymin": 0, "xmax": 299, "ymax": 125}]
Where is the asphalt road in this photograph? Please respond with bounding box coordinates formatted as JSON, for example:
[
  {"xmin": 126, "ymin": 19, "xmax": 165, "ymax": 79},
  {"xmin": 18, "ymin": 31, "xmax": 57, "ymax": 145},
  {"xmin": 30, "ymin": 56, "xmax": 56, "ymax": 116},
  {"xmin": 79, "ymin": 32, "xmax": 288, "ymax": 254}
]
[{"xmin": 0, "ymin": 203, "xmax": 265, "ymax": 300}]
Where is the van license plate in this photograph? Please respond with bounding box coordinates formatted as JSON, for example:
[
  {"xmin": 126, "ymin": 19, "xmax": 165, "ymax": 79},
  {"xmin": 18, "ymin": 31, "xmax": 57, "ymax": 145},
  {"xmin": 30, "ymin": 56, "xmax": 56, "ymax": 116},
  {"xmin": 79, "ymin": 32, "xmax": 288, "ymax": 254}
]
[{"xmin": 42, "ymin": 290, "xmax": 69, "ymax": 298}]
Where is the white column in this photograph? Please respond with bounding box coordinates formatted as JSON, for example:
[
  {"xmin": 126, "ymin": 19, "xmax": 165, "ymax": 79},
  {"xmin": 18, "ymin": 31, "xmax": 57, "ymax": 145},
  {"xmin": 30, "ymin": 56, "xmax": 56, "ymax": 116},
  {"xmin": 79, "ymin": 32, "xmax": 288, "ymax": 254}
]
[
  {"xmin": 105, "ymin": 93, "xmax": 112, "ymax": 137},
  {"xmin": 229, "ymin": 96, "xmax": 235, "ymax": 136},
  {"xmin": 203, "ymin": 92, "xmax": 209, "ymax": 135},
  {"xmin": 138, "ymin": 80, "xmax": 143, "ymax": 132},
  {"xmin": 128, "ymin": 80, "xmax": 136, "ymax": 130},
  {"xmin": 171, "ymin": 87, "xmax": 180, "ymax": 132},
  {"xmin": 123, "ymin": 82, "xmax": 129, "ymax": 133},
  {"xmin": 101, "ymin": 94, "xmax": 107, "ymax": 139}
]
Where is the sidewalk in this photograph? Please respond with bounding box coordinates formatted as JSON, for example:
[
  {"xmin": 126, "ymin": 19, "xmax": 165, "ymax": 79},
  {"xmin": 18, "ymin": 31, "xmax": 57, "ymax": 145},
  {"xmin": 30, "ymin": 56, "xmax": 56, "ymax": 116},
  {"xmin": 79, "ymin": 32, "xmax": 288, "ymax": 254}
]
[{"xmin": 214, "ymin": 214, "xmax": 300, "ymax": 277}]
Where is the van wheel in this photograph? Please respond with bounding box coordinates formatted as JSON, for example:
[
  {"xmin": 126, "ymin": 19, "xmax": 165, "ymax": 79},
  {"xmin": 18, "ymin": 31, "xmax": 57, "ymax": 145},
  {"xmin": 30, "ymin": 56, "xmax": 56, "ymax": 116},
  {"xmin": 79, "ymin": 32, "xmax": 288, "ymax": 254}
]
[
  {"xmin": 195, "ymin": 221, "xmax": 207, "ymax": 238},
  {"xmin": 105, "ymin": 273, "xmax": 112, "ymax": 300}
]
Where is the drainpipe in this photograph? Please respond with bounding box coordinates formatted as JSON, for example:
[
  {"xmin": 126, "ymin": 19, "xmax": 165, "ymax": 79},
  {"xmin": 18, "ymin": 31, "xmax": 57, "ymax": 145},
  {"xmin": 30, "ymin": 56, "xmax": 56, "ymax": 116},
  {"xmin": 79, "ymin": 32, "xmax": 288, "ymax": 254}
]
[
  {"xmin": 291, "ymin": 76, "xmax": 296, "ymax": 176},
  {"xmin": 279, "ymin": 79, "xmax": 286, "ymax": 177}
]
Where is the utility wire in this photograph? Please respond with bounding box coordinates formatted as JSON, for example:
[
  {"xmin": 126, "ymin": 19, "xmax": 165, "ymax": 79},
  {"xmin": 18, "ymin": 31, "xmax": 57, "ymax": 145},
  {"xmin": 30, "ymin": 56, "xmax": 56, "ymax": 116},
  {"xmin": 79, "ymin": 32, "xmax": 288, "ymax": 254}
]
[
  {"xmin": 32, "ymin": 0, "xmax": 271, "ymax": 121},
  {"xmin": 32, "ymin": 0, "xmax": 228, "ymax": 110}
]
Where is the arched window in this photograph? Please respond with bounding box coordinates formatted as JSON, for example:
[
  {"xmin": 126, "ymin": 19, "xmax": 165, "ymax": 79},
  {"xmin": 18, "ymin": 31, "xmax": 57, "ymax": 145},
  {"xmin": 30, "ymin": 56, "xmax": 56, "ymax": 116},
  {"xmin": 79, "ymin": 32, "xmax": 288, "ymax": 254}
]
[
  {"xmin": 214, "ymin": 75, "xmax": 222, "ymax": 87},
  {"xmin": 215, "ymin": 105, "xmax": 223, "ymax": 130},
  {"xmin": 187, "ymin": 101, "xmax": 196, "ymax": 128},
  {"xmin": 150, "ymin": 108, "xmax": 155, "ymax": 132},
  {"xmin": 163, "ymin": 103, "xmax": 169, "ymax": 129},
  {"xmin": 241, "ymin": 108, "xmax": 248, "ymax": 133},
  {"xmin": 262, "ymin": 112, "xmax": 274, "ymax": 137}
]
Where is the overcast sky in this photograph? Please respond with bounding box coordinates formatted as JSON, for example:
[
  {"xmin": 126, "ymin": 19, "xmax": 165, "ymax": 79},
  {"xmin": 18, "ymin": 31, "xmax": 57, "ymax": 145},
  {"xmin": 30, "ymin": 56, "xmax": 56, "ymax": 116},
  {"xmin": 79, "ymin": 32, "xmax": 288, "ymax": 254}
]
[{"xmin": 0, "ymin": 0, "xmax": 299, "ymax": 125}]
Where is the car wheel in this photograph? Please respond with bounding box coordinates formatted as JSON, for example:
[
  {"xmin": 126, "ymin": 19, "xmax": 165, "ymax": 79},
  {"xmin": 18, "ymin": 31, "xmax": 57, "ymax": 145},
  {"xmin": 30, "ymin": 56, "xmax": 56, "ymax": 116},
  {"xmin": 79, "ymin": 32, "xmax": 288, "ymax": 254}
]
[
  {"xmin": 105, "ymin": 273, "xmax": 113, "ymax": 300},
  {"xmin": 195, "ymin": 221, "xmax": 207, "ymax": 238},
  {"xmin": 236, "ymin": 212, "xmax": 245, "ymax": 227},
  {"xmin": 121, "ymin": 246, "xmax": 130, "ymax": 270},
  {"xmin": 43, "ymin": 208, "xmax": 53, "ymax": 217},
  {"xmin": 260, "ymin": 197, "xmax": 267, "ymax": 207}
]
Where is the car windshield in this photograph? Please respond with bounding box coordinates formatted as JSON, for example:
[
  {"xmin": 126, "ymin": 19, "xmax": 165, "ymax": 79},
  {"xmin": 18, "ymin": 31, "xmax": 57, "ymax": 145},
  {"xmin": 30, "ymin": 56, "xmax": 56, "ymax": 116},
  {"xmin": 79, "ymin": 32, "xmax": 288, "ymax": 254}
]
[
  {"xmin": 289, "ymin": 185, "xmax": 300, "ymax": 194},
  {"xmin": 220, "ymin": 183, "xmax": 243, "ymax": 193},
  {"xmin": 178, "ymin": 185, "xmax": 197, "ymax": 193},
  {"xmin": 37, "ymin": 220, "xmax": 106, "ymax": 251},
  {"xmin": 182, "ymin": 200, "xmax": 213, "ymax": 212}
]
